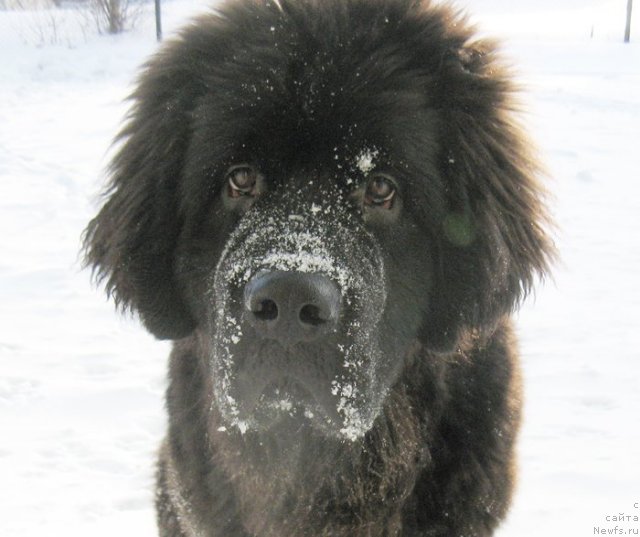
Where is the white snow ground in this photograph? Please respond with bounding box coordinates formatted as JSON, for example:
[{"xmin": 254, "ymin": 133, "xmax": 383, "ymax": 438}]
[{"xmin": 0, "ymin": 1, "xmax": 639, "ymax": 536}]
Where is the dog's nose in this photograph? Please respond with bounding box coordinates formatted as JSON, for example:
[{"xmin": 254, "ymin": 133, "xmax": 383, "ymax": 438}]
[{"xmin": 244, "ymin": 271, "xmax": 341, "ymax": 347}]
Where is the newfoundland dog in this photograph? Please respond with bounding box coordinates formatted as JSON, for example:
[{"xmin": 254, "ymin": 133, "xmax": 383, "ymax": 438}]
[{"xmin": 84, "ymin": 0, "xmax": 554, "ymax": 535}]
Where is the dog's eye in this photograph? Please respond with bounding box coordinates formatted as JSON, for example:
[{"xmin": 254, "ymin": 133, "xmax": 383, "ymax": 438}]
[
  {"xmin": 364, "ymin": 174, "xmax": 396, "ymax": 209},
  {"xmin": 227, "ymin": 165, "xmax": 258, "ymax": 197}
]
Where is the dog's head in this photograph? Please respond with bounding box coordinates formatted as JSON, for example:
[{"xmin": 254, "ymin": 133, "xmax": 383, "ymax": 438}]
[{"xmin": 84, "ymin": 0, "xmax": 553, "ymax": 440}]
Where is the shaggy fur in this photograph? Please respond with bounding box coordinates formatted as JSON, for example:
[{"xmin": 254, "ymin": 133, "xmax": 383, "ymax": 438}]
[{"xmin": 83, "ymin": 1, "xmax": 554, "ymax": 536}]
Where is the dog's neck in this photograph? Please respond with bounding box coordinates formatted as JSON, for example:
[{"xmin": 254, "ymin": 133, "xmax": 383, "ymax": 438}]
[{"xmin": 207, "ymin": 372, "xmax": 433, "ymax": 537}]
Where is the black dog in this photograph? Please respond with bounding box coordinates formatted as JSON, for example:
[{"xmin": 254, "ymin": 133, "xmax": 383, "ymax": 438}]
[{"xmin": 84, "ymin": 0, "xmax": 554, "ymax": 535}]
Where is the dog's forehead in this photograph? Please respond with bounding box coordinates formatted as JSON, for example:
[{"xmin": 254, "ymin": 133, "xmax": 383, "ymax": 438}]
[
  {"xmin": 205, "ymin": 37, "xmax": 434, "ymax": 157},
  {"xmin": 268, "ymin": 146, "xmax": 384, "ymax": 190}
]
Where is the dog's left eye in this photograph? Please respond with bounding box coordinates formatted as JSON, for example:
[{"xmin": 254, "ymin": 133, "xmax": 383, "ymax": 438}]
[
  {"xmin": 364, "ymin": 174, "xmax": 397, "ymax": 209},
  {"xmin": 227, "ymin": 165, "xmax": 258, "ymax": 197}
]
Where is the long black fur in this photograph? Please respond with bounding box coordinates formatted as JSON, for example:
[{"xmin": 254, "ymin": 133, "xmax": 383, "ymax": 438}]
[{"xmin": 83, "ymin": 1, "xmax": 554, "ymax": 535}]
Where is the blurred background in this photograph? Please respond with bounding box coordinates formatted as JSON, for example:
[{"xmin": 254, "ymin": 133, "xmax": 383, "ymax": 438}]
[{"xmin": 0, "ymin": 1, "xmax": 638, "ymax": 536}]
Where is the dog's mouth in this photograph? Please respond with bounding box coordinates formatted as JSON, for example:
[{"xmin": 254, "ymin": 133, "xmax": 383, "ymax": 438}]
[
  {"xmin": 232, "ymin": 374, "xmax": 344, "ymax": 433},
  {"xmin": 251, "ymin": 379, "xmax": 324, "ymax": 425}
]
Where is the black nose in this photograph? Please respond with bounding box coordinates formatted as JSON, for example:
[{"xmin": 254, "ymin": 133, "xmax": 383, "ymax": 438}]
[{"xmin": 244, "ymin": 271, "xmax": 341, "ymax": 347}]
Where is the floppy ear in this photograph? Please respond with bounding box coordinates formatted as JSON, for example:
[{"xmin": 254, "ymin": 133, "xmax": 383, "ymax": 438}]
[
  {"xmin": 423, "ymin": 40, "xmax": 555, "ymax": 351},
  {"xmin": 83, "ymin": 44, "xmax": 207, "ymax": 340}
]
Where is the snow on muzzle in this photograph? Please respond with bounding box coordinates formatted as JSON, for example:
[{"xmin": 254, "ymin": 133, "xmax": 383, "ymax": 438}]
[{"xmin": 207, "ymin": 200, "xmax": 388, "ymax": 441}]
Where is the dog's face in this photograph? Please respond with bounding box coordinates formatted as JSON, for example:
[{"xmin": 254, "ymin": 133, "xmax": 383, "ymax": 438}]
[
  {"xmin": 174, "ymin": 82, "xmax": 442, "ymax": 439},
  {"xmin": 84, "ymin": 0, "xmax": 552, "ymax": 442},
  {"xmin": 178, "ymin": 146, "xmax": 435, "ymax": 439}
]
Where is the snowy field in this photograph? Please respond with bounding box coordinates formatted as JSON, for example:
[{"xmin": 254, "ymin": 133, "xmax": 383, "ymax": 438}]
[{"xmin": 1, "ymin": 0, "xmax": 639, "ymax": 535}]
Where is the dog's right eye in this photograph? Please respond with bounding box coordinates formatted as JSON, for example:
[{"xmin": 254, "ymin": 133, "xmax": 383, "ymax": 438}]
[
  {"xmin": 227, "ymin": 165, "xmax": 259, "ymax": 197},
  {"xmin": 364, "ymin": 174, "xmax": 397, "ymax": 210}
]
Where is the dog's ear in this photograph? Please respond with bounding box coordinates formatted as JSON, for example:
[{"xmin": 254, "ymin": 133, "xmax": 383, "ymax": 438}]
[
  {"xmin": 423, "ymin": 38, "xmax": 555, "ymax": 352},
  {"xmin": 83, "ymin": 44, "xmax": 207, "ymax": 340}
]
